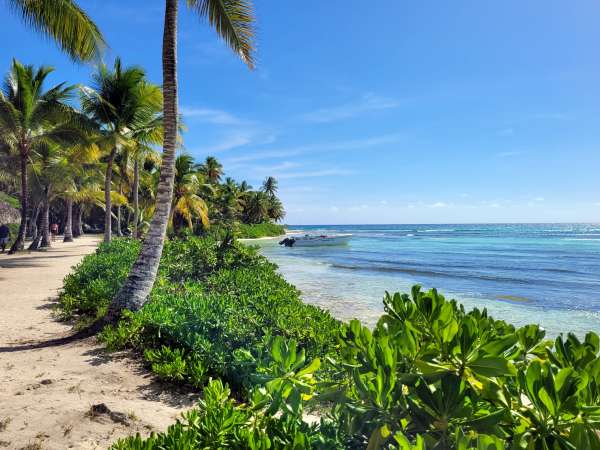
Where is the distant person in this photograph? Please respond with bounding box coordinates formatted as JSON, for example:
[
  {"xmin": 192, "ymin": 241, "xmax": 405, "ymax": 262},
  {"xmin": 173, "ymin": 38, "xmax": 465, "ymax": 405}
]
[
  {"xmin": 50, "ymin": 223, "xmax": 59, "ymax": 241},
  {"xmin": 0, "ymin": 223, "xmax": 10, "ymax": 253}
]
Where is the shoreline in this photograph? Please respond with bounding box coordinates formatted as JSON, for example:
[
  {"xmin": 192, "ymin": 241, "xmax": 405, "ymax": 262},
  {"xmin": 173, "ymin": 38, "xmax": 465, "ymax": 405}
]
[{"xmin": 238, "ymin": 229, "xmax": 301, "ymax": 242}]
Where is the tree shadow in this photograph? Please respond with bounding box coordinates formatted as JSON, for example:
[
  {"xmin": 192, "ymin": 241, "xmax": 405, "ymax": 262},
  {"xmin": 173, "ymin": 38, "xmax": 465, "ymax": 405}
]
[{"xmin": 0, "ymin": 321, "xmax": 102, "ymax": 353}]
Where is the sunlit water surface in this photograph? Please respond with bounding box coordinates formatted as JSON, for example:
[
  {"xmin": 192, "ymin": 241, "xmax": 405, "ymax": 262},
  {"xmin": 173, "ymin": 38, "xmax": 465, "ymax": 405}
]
[{"xmin": 253, "ymin": 224, "xmax": 600, "ymax": 337}]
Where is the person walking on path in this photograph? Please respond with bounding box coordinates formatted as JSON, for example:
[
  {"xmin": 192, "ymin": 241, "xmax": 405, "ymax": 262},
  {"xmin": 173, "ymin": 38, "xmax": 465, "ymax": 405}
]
[
  {"xmin": 0, "ymin": 223, "xmax": 10, "ymax": 253},
  {"xmin": 50, "ymin": 223, "xmax": 59, "ymax": 241}
]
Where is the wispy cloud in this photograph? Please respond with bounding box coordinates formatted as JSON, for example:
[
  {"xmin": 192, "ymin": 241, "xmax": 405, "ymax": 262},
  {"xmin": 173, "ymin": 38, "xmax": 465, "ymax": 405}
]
[
  {"xmin": 429, "ymin": 202, "xmax": 450, "ymax": 208},
  {"xmin": 301, "ymin": 93, "xmax": 399, "ymax": 123},
  {"xmin": 222, "ymin": 133, "xmax": 403, "ymax": 164},
  {"xmin": 498, "ymin": 128, "xmax": 515, "ymax": 136},
  {"xmin": 272, "ymin": 168, "xmax": 354, "ymax": 180},
  {"xmin": 180, "ymin": 106, "xmax": 245, "ymax": 125}
]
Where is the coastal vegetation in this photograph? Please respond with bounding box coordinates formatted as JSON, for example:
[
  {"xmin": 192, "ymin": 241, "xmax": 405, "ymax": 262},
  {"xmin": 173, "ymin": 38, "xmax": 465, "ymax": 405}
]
[
  {"xmin": 0, "ymin": 58, "xmax": 284, "ymax": 252},
  {"xmin": 3, "ymin": 1, "xmax": 599, "ymax": 449},
  {"xmin": 58, "ymin": 237, "xmax": 600, "ymax": 449}
]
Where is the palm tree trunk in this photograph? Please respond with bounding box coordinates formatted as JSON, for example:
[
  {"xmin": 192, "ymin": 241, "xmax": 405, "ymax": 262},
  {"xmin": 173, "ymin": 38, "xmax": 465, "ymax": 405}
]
[
  {"xmin": 104, "ymin": 147, "xmax": 117, "ymax": 243},
  {"xmin": 109, "ymin": 0, "xmax": 179, "ymax": 318},
  {"xmin": 133, "ymin": 157, "xmax": 140, "ymax": 238},
  {"xmin": 29, "ymin": 201, "xmax": 40, "ymax": 242},
  {"xmin": 9, "ymin": 151, "xmax": 28, "ymax": 254},
  {"xmin": 116, "ymin": 179, "xmax": 123, "ymax": 237},
  {"xmin": 73, "ymin": 204, "xmax": 82, "ymax": 238},
  {"xmin": 40, "ymin": 196, "xmax": 51, "ymax": 248},
  {"xmin": 63, "ymin": 197, "xmax": 73, "ymax": 242},
  {"xmin": 78, "ymin": 205, "xmax": 84, "ymax": 236}
]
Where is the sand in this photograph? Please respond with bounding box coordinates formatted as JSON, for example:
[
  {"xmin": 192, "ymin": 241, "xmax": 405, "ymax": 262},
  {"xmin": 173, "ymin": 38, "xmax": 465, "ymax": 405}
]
[{"xmin": 0, "ymin": 235, "xmax": 197, "ymax": 449}]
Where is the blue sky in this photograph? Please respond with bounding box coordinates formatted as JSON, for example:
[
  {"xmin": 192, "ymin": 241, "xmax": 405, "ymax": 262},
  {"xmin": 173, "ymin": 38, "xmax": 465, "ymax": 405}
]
[{"xmin": 2, "ymin": 0, "xmax": 600, "ymax": 224}]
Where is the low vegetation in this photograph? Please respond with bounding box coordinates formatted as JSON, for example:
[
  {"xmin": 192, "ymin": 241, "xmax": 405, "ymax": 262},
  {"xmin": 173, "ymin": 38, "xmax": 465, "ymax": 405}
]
[
  {"xmin": 236, "ymin": 222, "xmax": 286, "ymax": 238},
  {"xmin": 59, "ymin": 237, "xmax": 600, "ymax": 449},
  {"xmin": 59, "ymin": 237, "xmax": 339, "ymax": 392}
]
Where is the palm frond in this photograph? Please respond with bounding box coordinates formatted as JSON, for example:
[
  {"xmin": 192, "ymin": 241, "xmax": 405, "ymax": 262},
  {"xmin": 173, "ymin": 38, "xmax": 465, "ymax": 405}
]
[
  {"xmin": 9, "ymin": 0, "xmax": 106, "ymax": 62},
  {"xmin": 187, "ymin": 0, "xmax": 256, "ymax": 69}
]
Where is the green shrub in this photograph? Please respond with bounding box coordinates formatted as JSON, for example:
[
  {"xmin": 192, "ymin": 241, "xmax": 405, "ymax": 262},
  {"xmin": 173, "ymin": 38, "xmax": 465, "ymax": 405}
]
[
  {"xmin": 60, "ymin": 236, "xmax": 339, "ymax": 392},
  {"xmin": 317, "ymin": 286, "xmax": 600, "ymax": 449},
  {"xmin": 59, "ymin": 239, "xmax": 141, "ymax": 319},
  {"xmin": 61, "ymin": 237, "xmax": 600, "ymax": 449},
  {"xmin": 236, "ymin": 222, "xmax": 286, "ymax": 239}
]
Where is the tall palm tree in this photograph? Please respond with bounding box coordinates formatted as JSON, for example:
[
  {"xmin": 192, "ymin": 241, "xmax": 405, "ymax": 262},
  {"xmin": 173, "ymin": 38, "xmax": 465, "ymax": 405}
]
[
  {"xmin": 262, "ymin": 176, "xmax": 278, "ymax": 197},
  {"xmin": 199, "ymin": 155, "xmax": 224, "ymax": 184},
  {"xmin": 7, "ymin": 0, "xmax": 105, "ymax": 62},
  {"xmin": 111, "ymin": 0, "xmax": 256, "ymax": 318},
  {"xmin": 170, "ymin": 154, "xmax": 209, "ymax": 233},
  {"xmin": 81, "ymin": 60, "xmax": 161, "ymax": 243},
  {"xmin": 0, "ymin": 60, "xmax": 86, "ymax": 253}
]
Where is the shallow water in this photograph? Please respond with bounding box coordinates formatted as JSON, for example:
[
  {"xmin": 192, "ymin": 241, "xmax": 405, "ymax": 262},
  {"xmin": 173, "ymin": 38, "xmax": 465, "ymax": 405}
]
[{"xmin": 255, "ymin": 224, "xmax": 600, "ymax": 337}]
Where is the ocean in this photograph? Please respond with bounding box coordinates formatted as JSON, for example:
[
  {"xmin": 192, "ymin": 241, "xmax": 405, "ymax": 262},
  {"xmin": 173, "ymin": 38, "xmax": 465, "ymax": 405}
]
[{"xmin": 254, "ymin": 223, "xmax": 600, "ymax": 337}]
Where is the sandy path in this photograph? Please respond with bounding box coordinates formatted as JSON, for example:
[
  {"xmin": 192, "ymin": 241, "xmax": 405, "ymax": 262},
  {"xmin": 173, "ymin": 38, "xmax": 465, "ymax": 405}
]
[{"xmin": 0, "ymin": 236, "xmax": 197, "ymax": 449}]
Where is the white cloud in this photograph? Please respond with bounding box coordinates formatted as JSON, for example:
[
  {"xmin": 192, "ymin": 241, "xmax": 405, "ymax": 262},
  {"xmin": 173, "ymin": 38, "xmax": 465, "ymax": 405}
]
[
  {"xmin": 180, "ymin": 106, "xmax": 243, "ymax": 125},
  {"xmin": 301, "ymin": 93, "xmax": 399, "ymax": 123},
  {"xmin": 203, "ymin": 134, "xmax": 253, "ymax": 153},
  {"xmin": 276, "ymin": 168, "xmax": 354, "ymax": 179},
  {"xmin": 222, "ymin": 134, "xmax": 403, "ymax": 164},
  {"xmin": 429, "ymin": 202, "xmax": 449, "ymax": 208},
  {"xmin": 534, "ymin": 197, "xmax": 545, "ymax": 202}
]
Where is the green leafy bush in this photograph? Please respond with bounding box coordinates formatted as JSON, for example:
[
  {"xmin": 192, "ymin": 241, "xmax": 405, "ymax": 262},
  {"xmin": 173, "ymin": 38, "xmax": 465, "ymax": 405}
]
[
  {"xmin": 61, "ymin": 236, "xmax": 339, "ymax": 392},
  {"xmin": 318, "ymin": 286, "xmax": 600, "ymax": 449},
  {"xmin": 60, "ymin": 238, "xmax": 600, "ymax": 449},
  {"xmin": 59, "ymin": 239, "xmax": 141, "ymax": 318},
  {"xmin": 236, "ymin": 222, "xmax": 286, "ymax": 238}
]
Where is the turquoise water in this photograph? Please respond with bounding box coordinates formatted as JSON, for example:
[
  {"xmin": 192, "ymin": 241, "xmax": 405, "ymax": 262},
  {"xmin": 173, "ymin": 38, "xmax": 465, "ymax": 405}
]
[{"xmin": 255, "ymin": 224, "xmax": 600, "ymax": 337}]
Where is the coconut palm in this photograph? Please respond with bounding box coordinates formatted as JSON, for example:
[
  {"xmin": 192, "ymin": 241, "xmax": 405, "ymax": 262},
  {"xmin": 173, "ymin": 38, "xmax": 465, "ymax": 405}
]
[
  {"xmin": 28, "ymin": 141, "xmax": 99, "ymax": 248},
  {"xmin": 170, "ymin": 155, "xmax": 209, "ymax": 233},
  {"xmin": 267, "ymin": 195, "xmax": 285, "ymax": 222},
  {"xmin": 81, "ymin": 59, "xmax": 162, "ymax": 243},
  {"xmin": 7, "ymin": 0, "xmax": 105, "ymax": 62},
  {"xmin": 127, "ymin": 109, "xmax": 163, "ymax": 238},
  {"xmin": 262, "ymin": 176, "xmax": 278, "ymax": 197},
  {"xmin": 0, "ymin": 60, "xmax": 88, "ymax": 253},
  {"xmin": 199, "ymin": 156, "xmax": 224, "ymax": 184},
  {"xmin": 112, "ymin": 0, "xmax": 256, "ymax": 318}
]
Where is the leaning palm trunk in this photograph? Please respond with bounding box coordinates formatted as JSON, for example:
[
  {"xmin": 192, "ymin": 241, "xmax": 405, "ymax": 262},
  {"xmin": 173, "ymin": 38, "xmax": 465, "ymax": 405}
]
[
  {"xmin": 109, "ymin": 0, "xmax": 179, "ymax": 318},
  {"xmin": 132, "ymin": 157, "xmax": 140, "ymax": 239},
  {"xmin": 63, "ymin": 197, "xmax": 73, "ymax": 242},
  {"xmin": 104, "ymin": 147, "xmax": 117, "ymax": 243},
  {"xmin": 9, "ymin": 152, "xmax": 28, "ymax": 254}
]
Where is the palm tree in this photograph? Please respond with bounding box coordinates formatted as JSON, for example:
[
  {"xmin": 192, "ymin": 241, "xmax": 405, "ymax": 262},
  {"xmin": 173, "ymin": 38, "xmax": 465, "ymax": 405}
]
[
  {"xmin": 81, "ymin": 59, "xmax": 161, "ymax": 243},
  {"xmin": 0, "ymin": 60, "xmax": 86, "ymax": 253},
  {"xmin": 170, "ymin": 155, "xmax": 209, "ymax": 233},
  {"xmin": 245, "ymin": 190, "xmax": 270, "ymax": 224},
  {"xmin": 111, "ymin": 0, "xmax": 256, "ymax": 318},
  {"xmin": 267, "ymin": 195, "xmax": 285, "ymax": 222},
  {"xmin": 262, "ymin": 176, "xmax": 278, "ymax": 197},
  {"xmin": 199, "ymin": 156, "xmax": 224, "ymax": 184},
  {"xmin": 7, "ymin": 0, "xmax": 105, "ymax": 62}
]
